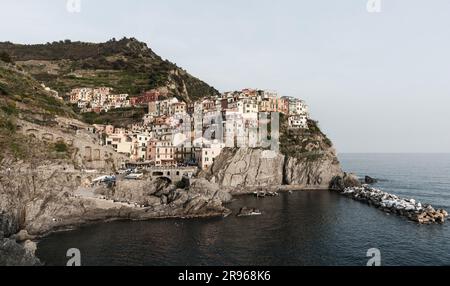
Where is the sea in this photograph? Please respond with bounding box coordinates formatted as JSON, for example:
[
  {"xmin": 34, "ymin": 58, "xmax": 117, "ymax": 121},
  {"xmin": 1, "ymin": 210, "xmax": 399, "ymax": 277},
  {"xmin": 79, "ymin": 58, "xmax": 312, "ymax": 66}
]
[{"xmin": 36, "ymin": 154, "xmax": 450, "ymax": 266}]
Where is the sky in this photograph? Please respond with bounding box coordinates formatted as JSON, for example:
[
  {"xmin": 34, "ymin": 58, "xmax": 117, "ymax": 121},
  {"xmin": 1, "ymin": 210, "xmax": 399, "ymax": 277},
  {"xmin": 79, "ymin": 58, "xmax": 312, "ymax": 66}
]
[{"xmin": 1, "ymin": 0, "xmax": 450, "ymax": 153}]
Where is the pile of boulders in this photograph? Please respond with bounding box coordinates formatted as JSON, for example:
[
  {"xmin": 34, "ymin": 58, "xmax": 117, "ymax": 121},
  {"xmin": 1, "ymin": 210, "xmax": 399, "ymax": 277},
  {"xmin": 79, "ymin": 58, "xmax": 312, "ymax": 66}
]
[{"xmin": 340, "ymin": 185, "xmax": 448, "ymax": 224}]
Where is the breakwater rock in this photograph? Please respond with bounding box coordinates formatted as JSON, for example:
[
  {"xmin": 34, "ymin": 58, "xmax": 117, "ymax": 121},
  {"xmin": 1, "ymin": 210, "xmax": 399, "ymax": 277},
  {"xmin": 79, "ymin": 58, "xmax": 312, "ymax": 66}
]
[{"xmin": 340, "ymin": 186, "xmax": 448, "ymax": 224}]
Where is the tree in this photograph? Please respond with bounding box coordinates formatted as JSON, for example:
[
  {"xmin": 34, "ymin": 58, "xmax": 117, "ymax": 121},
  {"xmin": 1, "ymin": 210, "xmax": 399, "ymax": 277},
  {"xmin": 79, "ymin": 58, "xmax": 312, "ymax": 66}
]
[{"xmin": 0, "ymin": 51, "xmax": 13, "ymax": 63}]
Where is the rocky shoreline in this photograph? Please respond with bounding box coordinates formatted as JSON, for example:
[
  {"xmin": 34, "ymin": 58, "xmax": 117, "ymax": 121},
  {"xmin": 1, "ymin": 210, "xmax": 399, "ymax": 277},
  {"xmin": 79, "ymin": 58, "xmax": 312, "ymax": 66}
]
[
  {"xmin": 340, "ymin": 185, "xmax": 449, "ymax": 224},
  {"xmin": 0, "ymin": 230, "xmax": 41, "ymax": 266}
]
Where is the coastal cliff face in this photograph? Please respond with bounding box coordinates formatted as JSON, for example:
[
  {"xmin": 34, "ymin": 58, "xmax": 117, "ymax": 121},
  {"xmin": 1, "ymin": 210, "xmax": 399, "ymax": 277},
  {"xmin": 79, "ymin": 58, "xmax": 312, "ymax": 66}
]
[
  {"xmin": 202, "ymin": 148, "xmax": 341, "ymax": 192},
  {"xmin": 0, "ymin": 237, "xmax": 41, "ymax": 266},
  {"xmin": 0, "ymin": 161, "xmax": 232, "ymax": 237},
  {"xmin": 203, "ymin": 148, "xmax": 285, "ymax": 189},
  {"xmin": 202, "ymin": 118, "xmax": 343, "ymax": 192},
  {"xmin": 283, "ymin": 156, "xmax": 342, "ymax": 189},
  {"xmin": 0, "ymin": 160, "xmax": 232, "ymax": 265},
  {"xmin": 96, "ymin": 177, "xmax": 232, "ymax": 219},
  {"xmin": 1, "ymin": 161, "xmax": 97, "ymax": 236}
]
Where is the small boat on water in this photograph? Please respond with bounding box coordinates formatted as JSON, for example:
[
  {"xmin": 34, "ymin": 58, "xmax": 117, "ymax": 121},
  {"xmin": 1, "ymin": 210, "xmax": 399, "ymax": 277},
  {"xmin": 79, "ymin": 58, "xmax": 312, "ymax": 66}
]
[
  {"xmin": 237, "ymin": 207, "xmax": 262, "ymax": 217},
  {"xmin": 254, "ymin": 191, "xmax": 279, "ymax": 198}
]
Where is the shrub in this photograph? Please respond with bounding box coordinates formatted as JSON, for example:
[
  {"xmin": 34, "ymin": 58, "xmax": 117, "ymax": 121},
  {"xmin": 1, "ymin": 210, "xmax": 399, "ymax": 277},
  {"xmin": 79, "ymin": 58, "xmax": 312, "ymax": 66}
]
[
  {"xmin": 54, "ymin": 141, "xmax": 68, "ymax": 153},
  {"xmin": 323, "ymin": 137, "xmax": 333, "ymax": 147},
  {"xmin": 175, "ymin": 180, "xmax": 187, "ymax": 189},
  {"xmin": 1, "ymin": 102, "xmax": 18, "ymax": 115},
  {"xmin": 0, "ymin": 118, "xmax": 16, "ymax": 133},
  {"xmin": 0, "ymin": 51, "xmax": 13, "ymax": 63}
]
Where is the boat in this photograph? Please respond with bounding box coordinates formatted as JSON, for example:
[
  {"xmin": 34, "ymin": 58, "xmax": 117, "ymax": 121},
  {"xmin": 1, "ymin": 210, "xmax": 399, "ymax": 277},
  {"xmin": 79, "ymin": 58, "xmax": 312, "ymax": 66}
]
[
  {"xmin": 125, "ymin": 173, "xmax": 144, "ymax": 180},
  {"xmin": 237, "ymin": 207, "xmax": 262, "ymax": 217}
]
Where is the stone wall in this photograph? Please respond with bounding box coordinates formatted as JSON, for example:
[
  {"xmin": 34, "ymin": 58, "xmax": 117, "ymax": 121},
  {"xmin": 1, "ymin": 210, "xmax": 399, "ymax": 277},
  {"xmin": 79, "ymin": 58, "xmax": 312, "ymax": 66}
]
[{"xmin": 17, "ymin": 119, "xmax": 128, "ymax": 172}]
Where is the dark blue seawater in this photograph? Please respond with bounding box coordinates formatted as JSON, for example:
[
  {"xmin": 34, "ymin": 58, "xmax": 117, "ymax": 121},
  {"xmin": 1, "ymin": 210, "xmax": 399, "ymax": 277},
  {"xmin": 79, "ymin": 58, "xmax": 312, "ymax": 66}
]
[{"xmin": 36, "ymin": 154, "xmax": 450, "ymax": 266}]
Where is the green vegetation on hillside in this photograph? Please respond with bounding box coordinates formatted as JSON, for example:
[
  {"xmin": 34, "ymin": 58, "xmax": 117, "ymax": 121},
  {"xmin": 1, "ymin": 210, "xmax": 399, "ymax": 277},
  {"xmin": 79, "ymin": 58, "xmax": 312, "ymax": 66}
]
[
  {"xmin": 279, "ymin": 114, "xmax": 334, "ymax": 161},
  {"xmin": 41, "ymin": 70, "xmax": 152, "ymax": 95},
  {"xmin": 81, "ymin": 106, "xmax": 147, "ymax": 127},
  {"xmin": 0, "ymin": 64, "xmax": 77, "ymax": 162},
  {"xmin": 0, "ymin": 38, "xmax": 219, "ymax": 102},
  {"xmin": 0, "ymin": 51, "xmax": 13, "ymax": 64},
  {"xmin": 0, "ymin": 64, "xmax": 76, "ymax": 120}
]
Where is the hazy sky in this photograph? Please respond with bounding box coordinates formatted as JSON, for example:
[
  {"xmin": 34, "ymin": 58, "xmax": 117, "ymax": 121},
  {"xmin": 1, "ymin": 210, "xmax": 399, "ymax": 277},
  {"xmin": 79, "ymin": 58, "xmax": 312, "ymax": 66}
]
[{"xmin": 1, "ymin": 0, "xmax": 450, "ymax": 153}]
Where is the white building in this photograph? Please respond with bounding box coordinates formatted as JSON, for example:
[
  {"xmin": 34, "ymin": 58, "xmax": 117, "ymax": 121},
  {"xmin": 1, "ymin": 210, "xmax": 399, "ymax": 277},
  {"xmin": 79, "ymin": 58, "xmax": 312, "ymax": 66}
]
[
  {"xmin": 237, "ymin": 98, "xmax": 259, "ymax": 114},
  {"xmin": 136, "ymin": 133, "xmax": 152, "ymax": 160},
  {"xmin": 288, "ymin": 97, "xmax": 309, "ymax": 116},
  {"xmin": 288, "ymin": 115, "xmax": 309, "ymax": 129},
  {"xmin": 106, "ymin": 133, "xmax": 133, "ymax": 156},
  {"xmin": 194, "ymin": 139, "xmax": 225, "ymax": 170}
]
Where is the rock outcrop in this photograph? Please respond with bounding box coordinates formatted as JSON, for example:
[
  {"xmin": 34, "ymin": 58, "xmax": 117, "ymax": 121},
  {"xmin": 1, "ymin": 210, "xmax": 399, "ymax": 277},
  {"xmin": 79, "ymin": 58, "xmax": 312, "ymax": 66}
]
[
  {"xmin": 202, "ymin": 147, "xmax": 343, "ymax": 193},
  {"xmin": 103, "ymin": 177, "xmax": 232, "ymax": 219},
  {"xmin": 203, "ymin": 148, "xmax": 285, "ymax": 190},
  {"xmin": 1, "ymin": 162, "xmax": 232, "ymax": 235},
  {"xmin": 365, "ymin": 176, "xmax": 378, "ymax": 184},
  {"xmin": 0, "ymin": 238, "xmax": 41, "ymax": 266},
  {"xmin": 329, "ymin": 173, "xmax": 362, "ymax": 191},
  {"xmin": 284, "ymin": 155, "xmax": 342, "ymax": 189},
  {"xmin": 202, "ymin": 118, "xmax": 344, "ymax": 192},
  {"xmin": 98, "ymin": 177, "xmax": 173, "ymax": 207}
]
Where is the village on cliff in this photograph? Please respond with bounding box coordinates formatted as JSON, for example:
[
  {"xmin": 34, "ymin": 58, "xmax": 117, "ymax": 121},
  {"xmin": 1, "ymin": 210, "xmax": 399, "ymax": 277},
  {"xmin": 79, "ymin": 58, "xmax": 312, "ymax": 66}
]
[{"xmin": 66, "ymin": 87, "xmax": 310, "ymax": 171}]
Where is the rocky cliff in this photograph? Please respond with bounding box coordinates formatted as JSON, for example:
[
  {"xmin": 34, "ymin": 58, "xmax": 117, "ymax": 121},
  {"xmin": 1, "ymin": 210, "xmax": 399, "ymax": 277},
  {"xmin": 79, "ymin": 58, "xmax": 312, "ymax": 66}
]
[
  {"xmin": 0, "ymin": 158, "xmax": 232, "ymax": 265},
  {"xmin": 0, "ymin": 237, "xmax": 41, "ymax": 266},
  {"xmin": 204, "ymin": 148, "xmax": 285, "ymax": 190},
  {"xmin": 0, "ymin": 161, "xmax": 232, "ymax": 238},
  {"xmin": 202, "ymin": 118, "xmax": 343, "ymax": 192}
]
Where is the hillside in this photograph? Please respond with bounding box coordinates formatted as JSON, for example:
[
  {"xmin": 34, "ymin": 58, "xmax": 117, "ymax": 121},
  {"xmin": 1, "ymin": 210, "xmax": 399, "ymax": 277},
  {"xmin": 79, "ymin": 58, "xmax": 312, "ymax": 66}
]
[
  {"xmin": 0, "ymin": 61, "xmax": 78, "ymax": 162},
  {"xmin": 0, "ymin": 62, "xmax": 76, "ymax": 119},
  {"xmin": 0, "ymin": 38, "xmax": 219, "ymax": 102}
]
